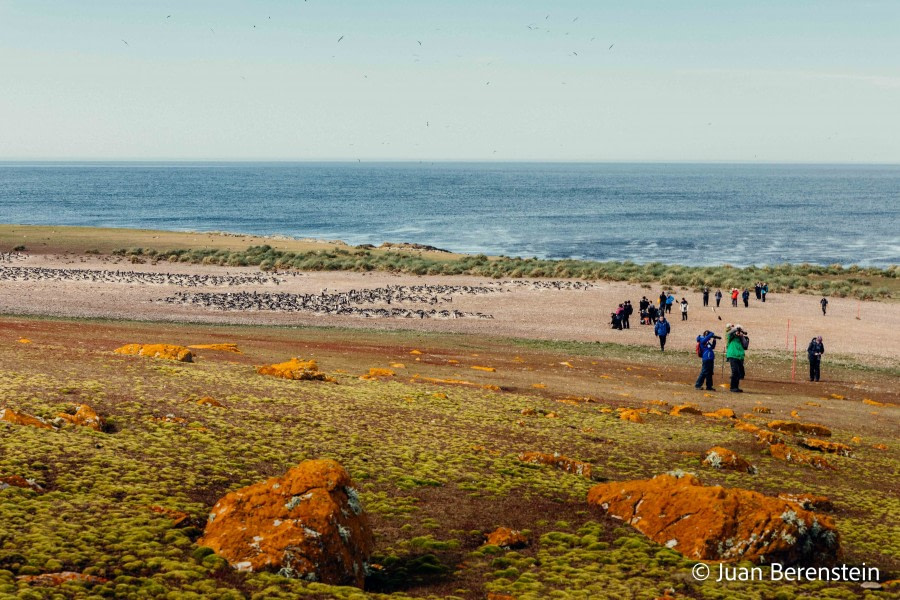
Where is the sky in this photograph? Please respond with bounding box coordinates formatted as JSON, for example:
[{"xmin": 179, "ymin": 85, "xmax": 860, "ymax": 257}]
[{"xmin": 1, "ymin": 0, "xmax": 899, "ymax": 162}]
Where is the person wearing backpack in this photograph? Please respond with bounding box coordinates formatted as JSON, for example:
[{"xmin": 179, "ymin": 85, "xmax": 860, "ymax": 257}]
[
  {"xmin": 654, "ymin": 315, "xmax": 671, "ymax": 351},
  {"xmin": 725, "ymin": 323, "xmax": 749, "ymax": 392},
  {"xmin": 694, "ymin": 330, "xmax": 721, "ymax": 390}
]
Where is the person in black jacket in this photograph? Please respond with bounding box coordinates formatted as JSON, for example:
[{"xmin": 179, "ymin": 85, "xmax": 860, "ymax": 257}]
[
  {"xmin": 807, "ymin": 336, "xmax": 824, "ymax": 382},
  {"xmin": 623, "ymin": 300, "xmax": 633, "ymax": 329},
  {"xmin": 820, "ymin": 297, "xmax": 828, "ymax": 316}
]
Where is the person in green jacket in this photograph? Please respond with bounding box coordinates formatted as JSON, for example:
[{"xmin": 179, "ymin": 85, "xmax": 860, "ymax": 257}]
[{"xmin": 725, "ymin": 323, "xmax": 749, "ymax": 392}]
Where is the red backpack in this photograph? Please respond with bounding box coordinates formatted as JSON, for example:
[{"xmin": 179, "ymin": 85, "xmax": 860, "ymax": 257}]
[{"xmin": 696, "ymin": 341, "xmax": 703, "ymax": 357}]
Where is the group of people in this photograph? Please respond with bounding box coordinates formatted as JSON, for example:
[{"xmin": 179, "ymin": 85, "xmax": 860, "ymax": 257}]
[{"xmin": 694, "ymin": 325, "xmax": 826, "ymax": 392}]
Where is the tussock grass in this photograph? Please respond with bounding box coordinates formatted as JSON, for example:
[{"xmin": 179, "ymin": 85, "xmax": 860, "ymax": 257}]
[{"xmin": 117, "ymin": 245, "xmax": 897, "ymax": 300}]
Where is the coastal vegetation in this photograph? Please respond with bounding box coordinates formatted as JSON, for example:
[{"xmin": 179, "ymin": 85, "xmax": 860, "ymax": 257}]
[{"xmin": 115, "ymin": 245, "xmax": 897, "ymax": 300}]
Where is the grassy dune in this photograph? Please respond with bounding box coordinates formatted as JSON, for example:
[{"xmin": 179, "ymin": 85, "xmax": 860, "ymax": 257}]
[{"xmin": 1, "ymin": 316, "xmax": 897, "ymax": 599}]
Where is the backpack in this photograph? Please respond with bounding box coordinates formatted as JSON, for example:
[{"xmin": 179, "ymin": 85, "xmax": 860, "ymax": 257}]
[
  {"xmin": 696, "ymin": 342, "xmax": 703, "ymax": 357},
  {"xmin": 740, "ymin": 335, "xmax": 750, "ymax": 350}
]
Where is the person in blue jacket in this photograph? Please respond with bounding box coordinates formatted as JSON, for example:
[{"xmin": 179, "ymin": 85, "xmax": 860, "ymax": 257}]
[
  {"xmin": 654, "ymin": 315, "xmax": 671, "ymax": 351},
  {"xmin": 694, "ymin": 330, "xmax": 721, "ymax": 390}
]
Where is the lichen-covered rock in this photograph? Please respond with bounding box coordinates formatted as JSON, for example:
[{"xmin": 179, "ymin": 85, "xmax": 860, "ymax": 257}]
[
  {"xmin": 670, "ymin": 404, "xmax": 703, "ymax": 416},
  {"xmin": 619, "ymin": 409, "xmax": 644, "ymax": 423},
  {"xmin": 734, "ymin": 421, "xmax": 783, "ymax": 445},
  {"xmin": 799, "ymin": 438, "xmax": 852, "ymax": 457},
  {"xmin": 484, "ymin": 527, "xmax": 528, "ymax": 549},
  {"xmin": 148, "ymin": 505, "xmax": 191, "ymax": 526},
  {"xmin": 702, "ymin": 447, "xmax": 756, "ymax": 474},
  {"xmin": 114, "ymin": 343, "xmax": 193, "ymax": 362},
  {"xmin": 197, "ymin": 396, "xmax": 225, "ymax": 408},
  {"xmin": 0, "ymin": 408, "xmax": 55, "ymax": 430},
  {"xmin": 188, "ymin": 343, "xmax": 242, "ymax": 353},
  {"xmin": 359, "ymin": 368, "xmax": 395, "ymax": 380},
  {"xmin": 587, "ymin": 472, "xmax": 840, "ymax": 564},
  {"xmin": 199, "ymin": 459, "xmax": 373, "ymax": 586},
  {"xmin": 0, "ymin": 475, "xmax": 44, "ymax": 493},
  {"xmin": 518, "ymin": 452, "xmax": 597, "ymax": 480},
  {"xmin": 703, "ymin": 408, "xmax": 736, "ymax": 419},
  {"xmin": 778, "ymin": 493, "xmax": 834, "ymax": 512},
  {"xmin": 768, "ymin": 421, "xmax": 831, "ymax": 437},
  {"xmin": 56, "ymin": 404, "xmax": 105, "ymax": 431},
  {"xmin": 753, "ymin": 406, "xmax": 772, "ymax": 414},
  {"xmin": 256, "ymin": 358, "xmax": 333, "ymax": 381},
  {"xmin": 16, "ymin": 572, "xmax": 108, "ymax": 586},
  {"xmin": 769, "ymin": 443, "xmax": 836, "ymax": 470}
]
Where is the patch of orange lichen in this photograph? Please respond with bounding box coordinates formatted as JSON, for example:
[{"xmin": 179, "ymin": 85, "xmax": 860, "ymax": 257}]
[
  {"xmin": 702, "ymin": 446, "xmax": 756, "ymax": 473},
  {"xmin": 670, "ymin": 404, "xmax": 703, "ymax": 416},
  {"xmin": 197, "ymin": 396, "xmax": 226, "ymax": 408},
  {"xmin": 0, "ymin": 408, "xmax": 55, "ymax": 430},
  {"xmin": 359, "ymin": 368, "xmax": 395, "ymax": 380},
  {"xmin": 471, "ymin": 365, "xmax": 496, "ymax": 372},
  {"xmin": 799, "ymin": 438, "xmax": 852, "ymax": 456},
  {"xmin": 484, "ymin": 527, "xmax": 528, "ymax": 549},
  {"xmin": 114, "ymin": 344, "xmax": 193, "ymax": 362},
  {"xmin": 769, "ymin": 443, "xmax": 836, "ymax": 470},
  {"xmin": 518, "ymin": 451, "xmax": 596, "ymax": 480},
  {"xmin": 703, "ymin": 408, "xmax": 736, "ymax": 419},
  {"xmin": 188, "ymin": 343, "xmax": 242, "ymax": 353},
  {"xmin": 57, "ymin": 404, "xmax": 104, "ymax": 431},
  {"xmin": 768, "ymin": 421, "xmax": 832, "ymax": 437},
  {"xmin": 16, "ymin": 572, "xmax": 108, "ymax": 586},
  {"xmin": 256, "ymin": 358, "xmax": 333, "ymax": 381}
]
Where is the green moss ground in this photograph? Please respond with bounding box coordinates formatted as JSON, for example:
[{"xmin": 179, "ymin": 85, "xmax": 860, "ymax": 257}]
[{"xmin": 0, "ymin": 317, "xmax": 897, "ymax": 599}]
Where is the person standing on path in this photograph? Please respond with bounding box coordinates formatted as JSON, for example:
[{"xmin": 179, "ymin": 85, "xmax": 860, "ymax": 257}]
[
  {"xmin": 742, "ymin": 288, "xmax": 750, "ymax": 308},
  {"xmin": 623, "ymin": 300, "xmax": 632, "ymax": 329},
  {"xmin": 655, "ymin": 315, "xmax": 671, "ymax": 351},
  {"xmin": 725, "ymin": 323, "xmax": 749, "ymax": 392},
  {"xmin": 820, "ymin": 297, "xmax": 829, "ymax": 316},
  {"xmin": 680, "ymin": 298, "xmax": 689, "ymax": 321},
  {"xmin": 807, "ymin": 336, "xmax": 824, "ymax": 382},
  {"xmin": 666, "ymin": 293, "xmax": 675, "ymax": 314},
  {"xmin": 715, "ymin": 289, "xmax": 723, "ymax": 307},
  {"xmin": 659, "ymin": 292, "xmax": 667, "ymax": 315},
  {"xmin": 695, "ymin": 330, "xmax": 720, "ymax": 390},
  {"xmin": 702, "ymin": 288, "xmax": 710, "ymax": 307},
  {"xmin": 731, "ymin": 288, "xmax": 739, "ymax": 307},
  {"xmin": 761, "ymin": 284, "xmax": 768, "ymax": 303}
]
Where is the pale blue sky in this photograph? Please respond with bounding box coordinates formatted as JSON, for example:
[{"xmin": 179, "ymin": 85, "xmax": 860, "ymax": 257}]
[{"xmin": 1, "ymin": 1, "xmax": 898, "ymax": 161}]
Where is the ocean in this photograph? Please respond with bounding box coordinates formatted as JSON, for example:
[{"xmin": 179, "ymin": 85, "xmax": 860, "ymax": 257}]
[{"xmin": 0, "ymin": 162, "xmax": 897, "ymax": 267}]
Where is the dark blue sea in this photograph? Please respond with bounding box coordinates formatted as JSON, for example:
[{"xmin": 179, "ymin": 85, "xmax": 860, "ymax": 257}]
[{"xmin": 1, "ymin": 162, "xmax": 897, "ymax": 267}]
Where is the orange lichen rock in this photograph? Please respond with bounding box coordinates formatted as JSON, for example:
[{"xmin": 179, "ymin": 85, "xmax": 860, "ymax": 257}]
[
  {"xmin": 531, "ymin": 383, "xmax": 546, "ymax": 389},
  {"xmin": 188, "ymin": 343, "xmax": 242, "ymax": 353},
  {"xmin": 829, "ymin": 394, "xmax": 845, "ymax": 400},
  {"xmin": 56, "ymin": 404, "xmax": 104, "ymax": 431},
  {"xmin": 521, "ymin": 408, "xmax": 537, "ymax": 416},
  {"xmin": 409, "ymin": 349, "xmax": 423, "ymax": 355},
  {"xmin": 197, "ymin": 396, "xmax": 225, "ymax": 408},
  {"xmin": 768, "ymin": 421, "xmax": 832, "ymax": 437},
  {"xmin": 199, "ymin": 459, "xmax": 372, "ymax": 587},
  {"xmin": 703, "ymin": 408, "xmax": 736, "ymax": 419},
  {"xmin": 16, "ymin": 572, "xmax": 108, "ymax": 586},
  {"xmin": 0, "ymin": 408, "xmax": 55, "ymax": 430},
  {"xmin": 390, "ymin": 363, "xmax": 406, "ymax": 369},
  {"xmin": 484, "ymin": 527, "xmax": 528, "ymax": 549},
  {"xmin": 148, "ymin": 505, "xmax": 191, "ymax": 526},
  {"xmin": 799, "ymin": 438, "xmax": 852, "ymax": 457},
  {"xmin": 619, "ymin": 409, "xmax": 644, "ymax": 423},
  {"xmin": 471, "ymin": 365, "xmax": 496, "ymax": 372},
  {"xmin": 411, "ymin": 375, "xmax": 476, "ymax": 387},
  {"xmin": 487, "ymin": 593, "xmax": 517, "ymax": 600},
  {"xmin": 753, "ymin": 406, "xmax": 772, "ymax": 414},
  {"xmin": 649, "ymin": 400, "xmax": 670, "ymax": 407},
  {"xmin": 359, "ymin": 368, "xmax": 395, "ymax": 380},
  {"xmin": 114, "ymin": 343, "xmax": 193, "ymax": 362},
  {"xmin": 482, "ymin": 384, "xmax": 502, "ymax": 392},
  {"xmin": 769, "ymin": 444, "xmax": 836, "ymax": 470},
  {"xmin": 733, "ymin": 421, "xmax": 783, "ymax": 445},
  {"xmin": 670, "ymin": 404, "xmax": 703, "ymax": 416},
  {"xmin": 778, "ymin": 493, "xmax": 834, "ymax": 512},
  {"xmin": 702, "ymin": 447, "xmax": 757, "ymax": 474},
  {"xmin": 0, "ymin": 475, "xmax": 44, "ymax": 493},
  {"xmin": 256, "ymin": 358, "xmax": 332, "ymax": 381},
  {"xmin": 17, "ymin": 338, "xmax": 31, "ymax": 344},
  {"xmin": 586, "ymin": 472, "xmax": 840, "ymax": 564},
  {"xmin": 872, "ymin": 443, "xmax": 888, "ymax": 451},
  {"xmin": 863, "ymin": 398, "xmax": 887, "ymax": 407},
  {"xmin": 518, "ymin": 452, "xmax": 596, "ymax": 480}
]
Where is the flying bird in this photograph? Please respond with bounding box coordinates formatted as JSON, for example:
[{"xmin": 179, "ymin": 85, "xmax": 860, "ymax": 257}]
[
  {"xmin": 417, "ymin": 40, "xmax": 422, "ymax": 45},
  {"xmin": 608, "ymin": 43, "xmax": 614, "ymax": 50},
  {"xmin": 166, "ymin": 15, "xmax": 171, "ymax": 19},
  {"xmin": 121, "ymin": 39, "xmax": 129, "ymax": 46},
  {"xmin": 338, "ymin": 35, "xmax": 344, "ymax": 42}
]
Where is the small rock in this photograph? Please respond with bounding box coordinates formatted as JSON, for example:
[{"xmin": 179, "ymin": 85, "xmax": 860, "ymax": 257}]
[
  {"xmin": 799, "ymin": 438, "xmax": 852, "ymax": 457},
  {"xmin": 56, "ymin": 404, "xmax": 105, "ymax": 431},
  {"xmin": 114, "ymin": 343, "xmax": 193, "ymax": 362},
  {"xmin": 518, "ymin": 451, "xmax": 597, "ymax": 480},
  {"xmin": 483, "ymin": 527, "xmax": 528, "ymax": 549},
  {"xmin": 702, "ymin": 447, "xmax": 756, "ymax": 474},
  {"xmin": 670, "ymin": 404, "xmax": 703, "ymax": 416}
]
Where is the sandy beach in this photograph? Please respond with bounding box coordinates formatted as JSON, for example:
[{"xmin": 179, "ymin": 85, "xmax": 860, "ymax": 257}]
[{"xmin": 3, "ymin": 252, "xmax": 897, "ymax": 366}]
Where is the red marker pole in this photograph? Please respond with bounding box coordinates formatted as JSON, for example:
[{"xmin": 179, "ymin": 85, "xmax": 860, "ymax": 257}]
[{"xmin": 791, "ymin": 336, "xmax": 797, "ymax": 382}]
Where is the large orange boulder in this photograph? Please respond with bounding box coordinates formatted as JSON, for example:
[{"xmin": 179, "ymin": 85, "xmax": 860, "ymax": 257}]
[
  {"xmin": 256, "ymin": 358, "xmax": 333, "ymax": 381},
  {"xmin": 199, "ymin": 459, "xmax": 372, "ymax": 586},
  {"xmin": 114, "ymin": 343, "xmax": 193, "ymax": 362},
  {"xmin": 702, "ymin": 447, "xmax": 756, "ymax": 474},
  {"xmin": 768, "ymin": 421, "xmax": 831, "ymax": 437},
  {"xmin": 57, "ymin": 404, "xmax": 105, "ymax": 431},
  {"xmin": 0, "ymin": 408, "xmax": 55, "ymax": 430},
  {"xmin": 518, "ymin": 451, "xmax": 597, "ymax": 480},
  {"xmin": 587, "ymin": 472, "xmax": 839, "ymax": 564}
]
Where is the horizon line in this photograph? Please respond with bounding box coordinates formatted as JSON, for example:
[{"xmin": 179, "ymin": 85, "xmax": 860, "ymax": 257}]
[{"xmin": 1, "ymin": 158, "xmax": 899, "ymax": 166}]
